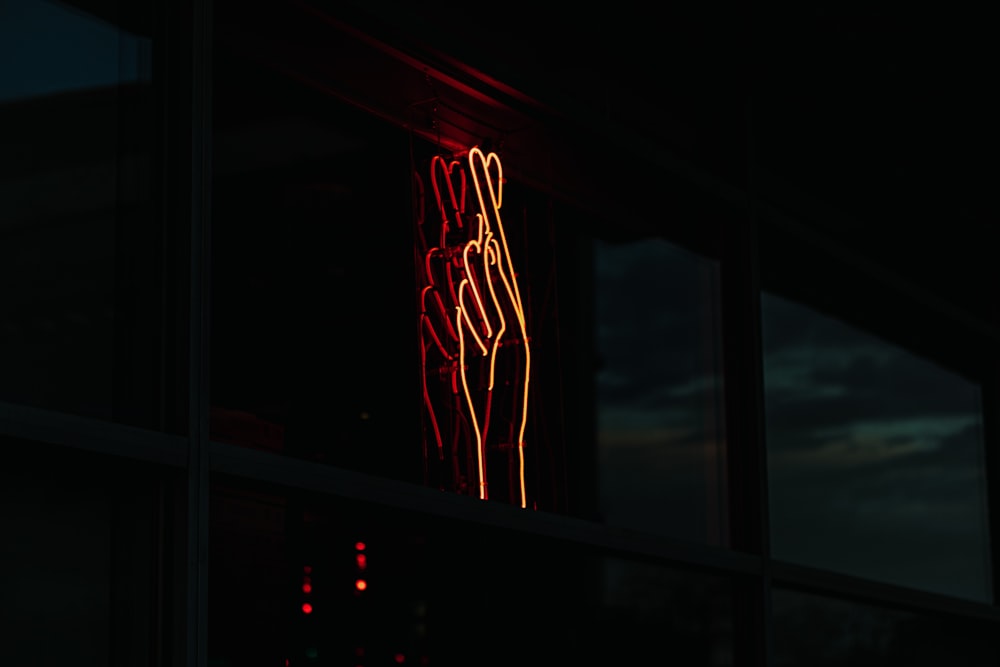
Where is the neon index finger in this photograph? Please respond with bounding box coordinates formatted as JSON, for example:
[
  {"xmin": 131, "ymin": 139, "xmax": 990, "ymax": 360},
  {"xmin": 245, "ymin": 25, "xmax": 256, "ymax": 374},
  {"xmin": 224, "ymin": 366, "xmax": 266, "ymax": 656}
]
[
  {"xmin": 483, "ymin": 238, "xmax": 506, "ymax": 391},
  {"xmin": 468, "ymin": 147, "xmax": 501, "ymax": 244},
  {"xmin": 468, "ymin": 146, "xmax": 502, "ymax": 213},
  {"xmin": 461, "ymin": 237, "xmax": 493, "ymax": 339},
  {"xmin": 457, "ymin": 277, "xmax": 488, "ymax": 357}
]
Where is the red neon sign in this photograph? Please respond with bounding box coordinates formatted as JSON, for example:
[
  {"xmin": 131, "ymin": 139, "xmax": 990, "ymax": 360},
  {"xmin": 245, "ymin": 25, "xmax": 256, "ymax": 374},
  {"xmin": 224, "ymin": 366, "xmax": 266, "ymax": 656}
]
[{"xmin": 415, "ymin": 147, "xmax": 531, "ymax": 508}]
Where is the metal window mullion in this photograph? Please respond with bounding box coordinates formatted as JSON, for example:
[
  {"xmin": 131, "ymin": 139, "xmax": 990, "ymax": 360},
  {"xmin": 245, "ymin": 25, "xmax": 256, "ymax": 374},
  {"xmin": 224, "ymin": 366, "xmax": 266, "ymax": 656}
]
[
  {"xmin": 719, "ymin": 54, "xmax": 774, "ymax": 663},
  {"xmin": 185, "ymin": 0, "xmax": 212, "ymax": 664},
  {"xmin": 980, "ymin": 357, "xmax": 1000, "ymax": 608},
  {"xmin": 720, "ymin": 207, "xmax": 773, "ymax": 667}
]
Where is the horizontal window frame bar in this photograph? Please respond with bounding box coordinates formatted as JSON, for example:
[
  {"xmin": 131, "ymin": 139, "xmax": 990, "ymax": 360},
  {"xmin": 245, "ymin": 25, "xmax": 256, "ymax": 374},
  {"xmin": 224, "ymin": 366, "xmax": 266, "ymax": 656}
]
[
  {"xmin": 771, "ymin": 559, "xmax": 1000, "ymax": 623},
  {"xmin": 0, "ymin": 400, "xmax": 188, "ymax": 467},
  {"xmin": 208, "ymin": 439, "xmax": 763, "ymax": 577}
]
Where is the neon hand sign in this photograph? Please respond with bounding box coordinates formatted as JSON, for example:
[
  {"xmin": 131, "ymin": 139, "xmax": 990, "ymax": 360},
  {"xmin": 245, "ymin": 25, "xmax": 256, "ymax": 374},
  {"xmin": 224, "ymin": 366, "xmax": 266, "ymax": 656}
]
[{"xmin": 415, "ymin": 147, "xmax": 531, "ymax": 508}]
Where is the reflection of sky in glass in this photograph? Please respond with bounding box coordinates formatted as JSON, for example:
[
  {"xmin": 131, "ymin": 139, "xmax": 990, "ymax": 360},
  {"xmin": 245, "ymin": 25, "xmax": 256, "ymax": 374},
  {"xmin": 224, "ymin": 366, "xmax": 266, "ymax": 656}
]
[
  {"xmin": 595, "ymin": 238, "xmax": 726, "ymax": 544},
  {"xmin": 772, "ymin": 588, "xmax": 999, "ymax": 665},
  {"xmin": 762, "ymin": 292, "xmax": 991, "ymax": 602},
  {"xmin": 599, "ymin": 557, "xmax": 733, "ymax": 664},
  {"xmin": 0, "ymin": 0, "xmax": 146, "ymax": 103}
]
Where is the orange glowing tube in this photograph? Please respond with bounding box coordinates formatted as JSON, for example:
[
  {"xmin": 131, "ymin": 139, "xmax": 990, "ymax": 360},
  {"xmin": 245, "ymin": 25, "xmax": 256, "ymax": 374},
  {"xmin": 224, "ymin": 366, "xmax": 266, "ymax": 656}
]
[
  {"xmin": 457, "ymin": 276, "xmax": 488, "ymax": 357},
  {"xmin": 468, "ymin": 147, "xmax": 531, "ymax": 508},
  {"xmin": 417, "ymin": 146, "xmax": 531, "ymax": 508},
  {"xmin": 474, "ymin": 151, "xmax": 525, "ymax": 319},
  {"xmin": 456, "ymin": 303, "xmax": 487, "ymax": 499},
  {"xmin": 490, "ymin": 246, "xmax": 531, "ymax": 507},
  {"xmin": 468, "ymin": 147, "xmax": 501, "ymax": 244},
  {"xmin": 461, "ymin": 237, "xmax": 493, "ymax": 338},
  {"xmin": 482, "ymin": 238, "xmax": 506, "ymax": 391}
]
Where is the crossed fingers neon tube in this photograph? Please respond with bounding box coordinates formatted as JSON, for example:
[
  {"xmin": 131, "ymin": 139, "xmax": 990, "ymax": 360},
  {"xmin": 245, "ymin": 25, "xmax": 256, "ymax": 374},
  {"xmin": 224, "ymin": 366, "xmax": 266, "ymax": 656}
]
[{"xmin": 416, "ymin": 147, "xmax": 532, "ymax": 508}]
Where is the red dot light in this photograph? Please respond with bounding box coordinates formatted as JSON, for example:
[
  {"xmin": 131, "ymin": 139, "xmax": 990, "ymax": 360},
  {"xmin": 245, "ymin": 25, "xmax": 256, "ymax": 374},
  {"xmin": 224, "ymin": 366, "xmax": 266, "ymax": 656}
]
[{"xmin": 301, "ymin": 603, "xmax": 313, "ymax": 614}]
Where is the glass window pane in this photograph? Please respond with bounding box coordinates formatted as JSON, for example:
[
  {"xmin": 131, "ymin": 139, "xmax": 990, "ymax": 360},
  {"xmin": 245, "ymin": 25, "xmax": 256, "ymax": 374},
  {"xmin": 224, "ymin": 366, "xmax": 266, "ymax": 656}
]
[
  {"xmin": 209, "ymin": 68, "xmax": 421, "ymax": 480},
  {"xmin": 773, "ymin": 588, "xmax": 1000, "ymax": 666},
  {"xmin": 209, "ymin": 1, "xmax": 726, "ymax": 529},
  {"xmin": 208, "ymin": 480, "xmax": 735, "ymax": 666},
  {"xmin": 210, "ymin": 6, "xmax": 570, "ymax": 511},
  {"xmin": 1, "ymin": 440, "xmax": 167, "ymax": 666},
  {"xmin": 0, "ymin": 0, "xmax": 171, "ymax": 429},
  {"xmin": 593, "ymin": 237, "xmax": 727, "ymax": 544},
  {"xmin": 762, "ymin": 291, "xmax": 991, "ymax": 601},
  {"xmin": 410, "ymin": 140, "xmax": 568, "ymax": 509},
  {"xmin": 598, "ymin": 556, "xmax": 734, "ymax": 664}
]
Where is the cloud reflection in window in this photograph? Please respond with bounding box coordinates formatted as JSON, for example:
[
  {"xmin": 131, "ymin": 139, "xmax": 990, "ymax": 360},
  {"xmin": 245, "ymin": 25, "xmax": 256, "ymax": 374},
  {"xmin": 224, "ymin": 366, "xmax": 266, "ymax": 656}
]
[
  {"xmin": 762, "ymin": 291, "xmax": 991, "ymax": 602},
  {"xmin": 594, "ymin": 237, "xmax": 726, "ymax": 545}
]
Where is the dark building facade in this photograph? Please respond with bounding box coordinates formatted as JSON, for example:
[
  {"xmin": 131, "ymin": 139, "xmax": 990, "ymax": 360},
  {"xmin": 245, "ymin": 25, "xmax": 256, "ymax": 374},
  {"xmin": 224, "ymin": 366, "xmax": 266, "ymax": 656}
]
[{"xmin": 2, "ymin": 1, "xmax": 998, "ymax": 665}]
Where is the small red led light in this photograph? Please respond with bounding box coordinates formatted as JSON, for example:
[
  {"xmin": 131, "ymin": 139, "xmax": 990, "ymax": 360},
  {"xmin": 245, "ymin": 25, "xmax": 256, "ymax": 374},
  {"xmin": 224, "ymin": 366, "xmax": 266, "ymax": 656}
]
[
  {"xmin": 355, "ymin": 541, "xmax": 366, "ymax": 551},
  {"xmin": 302, "ymin": 582, "xmax": 312, "ymax": 593},
  {"xmin": 301, "ymin": 603, "xmax": 313, "ymax": 614},
  {"xmin": 355, "ymin": 579, "xmax": 367, "ymax": 591},
  {"xmin": 356, "ymin": 554, "xmax": 367, "ymax": 570},
  {"xmin": 394, "ymin": 654, "xmax": 405, "ymax": 664}
]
